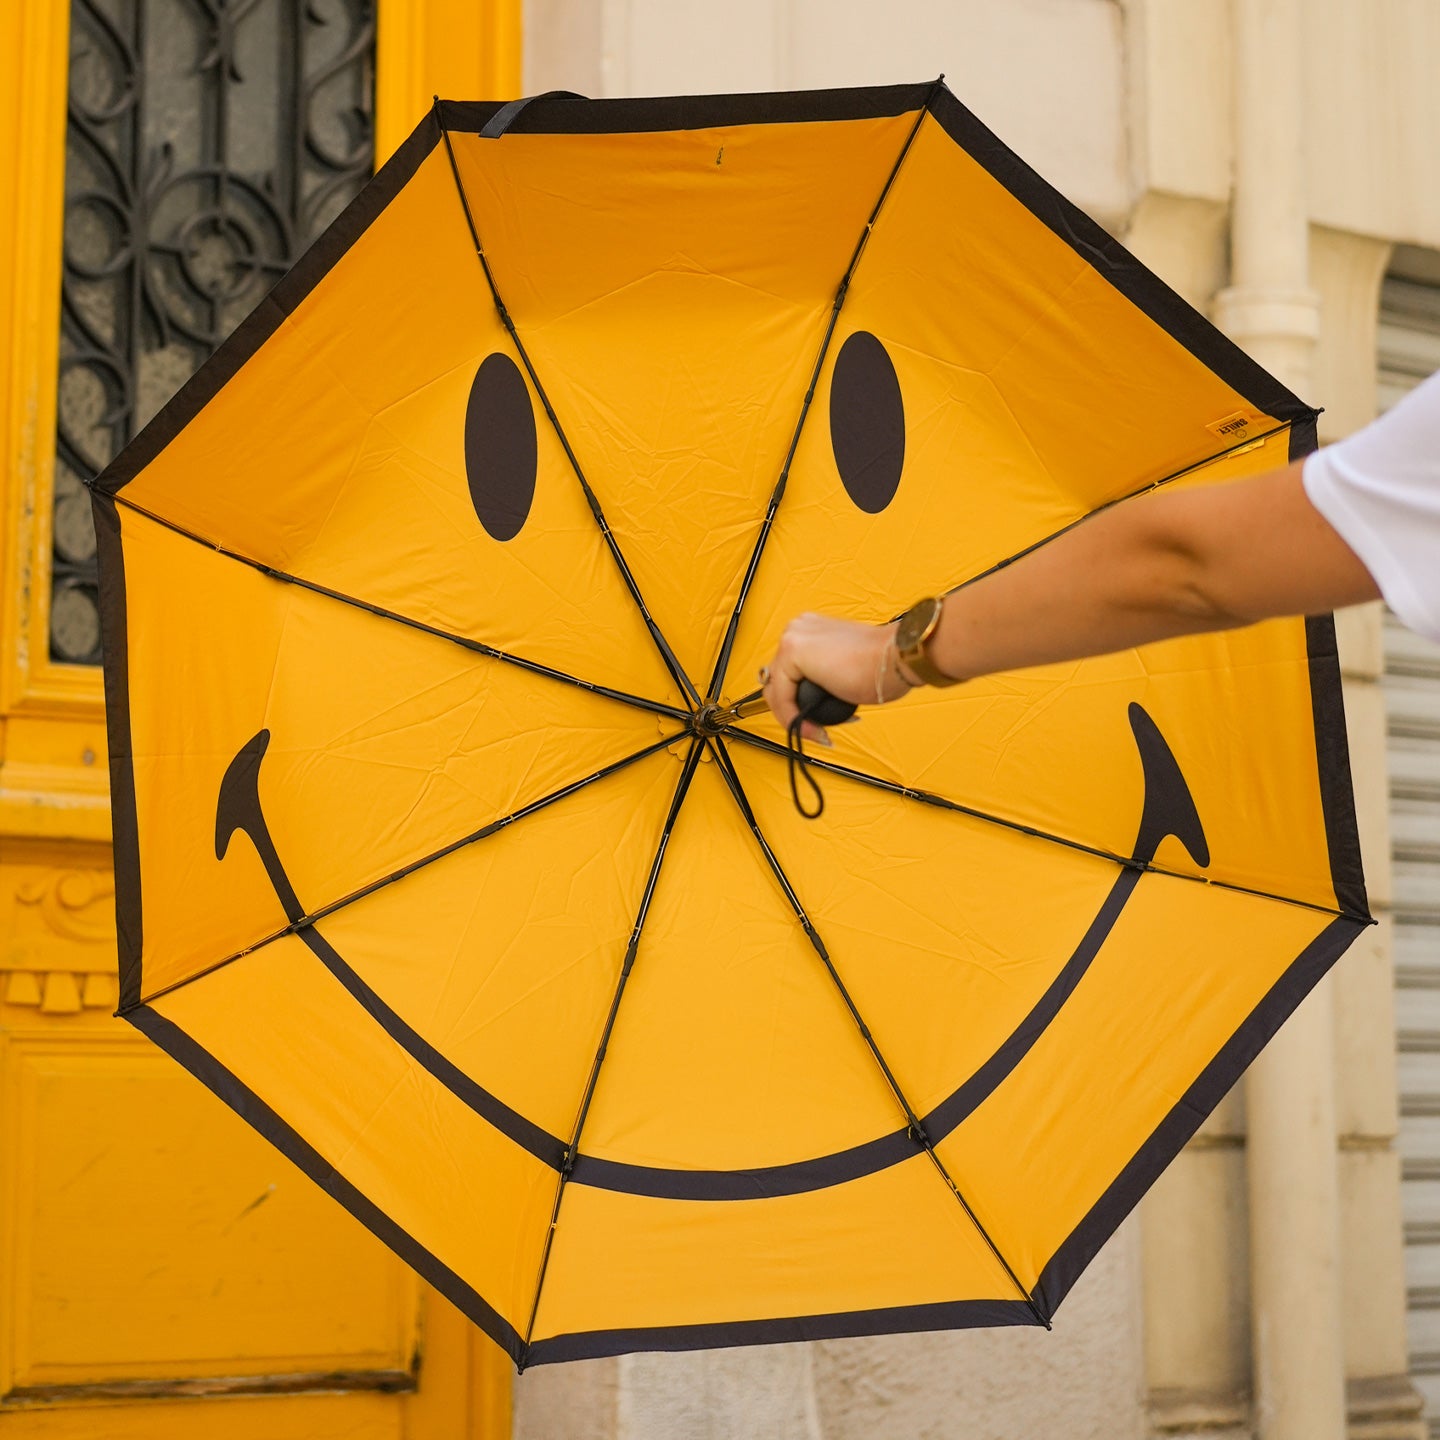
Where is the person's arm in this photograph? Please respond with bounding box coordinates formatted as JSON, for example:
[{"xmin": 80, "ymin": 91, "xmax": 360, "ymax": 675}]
[{"xmin": 762, "ymin": 460, "xmax": 1380, "ymax": 734}]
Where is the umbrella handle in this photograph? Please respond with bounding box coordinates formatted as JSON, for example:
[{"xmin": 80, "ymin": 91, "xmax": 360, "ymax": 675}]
[
  {"xmin": 710, "ymin": 682, "xmax": 858, "ymax": 728},
  {"xmin": 796, "ymin": 678, "xmax": 858, "ymax": 727}
]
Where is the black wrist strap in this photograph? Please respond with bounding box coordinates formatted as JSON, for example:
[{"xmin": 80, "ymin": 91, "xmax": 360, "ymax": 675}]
[{"xmin": 786, "ymin": 715, "xmax": 826, "ymax": 820}]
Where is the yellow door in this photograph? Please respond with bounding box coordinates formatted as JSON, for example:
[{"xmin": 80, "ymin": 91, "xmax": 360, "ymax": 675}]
[{"xmin": 0, "ymin": 2, "xmax": 518, "ymax": 1432}]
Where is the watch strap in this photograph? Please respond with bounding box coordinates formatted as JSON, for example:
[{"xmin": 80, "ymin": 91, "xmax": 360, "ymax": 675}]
[{"xmin": 900, "ymin": 643, "xmax": 963, "ymax": 688}]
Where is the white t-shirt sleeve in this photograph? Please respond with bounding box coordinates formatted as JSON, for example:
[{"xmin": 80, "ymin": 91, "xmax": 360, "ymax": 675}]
[{"xmin": 1302, "ymin": 367, "xmax": 1440, "ymax": 642}]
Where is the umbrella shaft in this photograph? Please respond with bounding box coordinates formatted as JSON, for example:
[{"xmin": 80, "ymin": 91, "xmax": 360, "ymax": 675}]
[{"xmin": 699, "ymin": 690, "xmax": 768, "ymax": 731}]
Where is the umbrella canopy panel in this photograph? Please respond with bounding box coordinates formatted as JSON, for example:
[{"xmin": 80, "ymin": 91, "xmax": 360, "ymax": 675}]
[{"xmin": 93, "ymin": 82, "xmax": 1368, "ymax": 1367}]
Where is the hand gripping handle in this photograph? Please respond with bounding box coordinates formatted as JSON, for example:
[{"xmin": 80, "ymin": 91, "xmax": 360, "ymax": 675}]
[{"xmin": 795, "ymin": 678, "xmax": 858, "ymax": 727}]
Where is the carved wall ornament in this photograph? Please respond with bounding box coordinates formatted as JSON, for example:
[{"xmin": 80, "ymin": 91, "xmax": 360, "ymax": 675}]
[{"xmin": 3, "ymin": 867, "xmax": 118, "ymax": 1013}]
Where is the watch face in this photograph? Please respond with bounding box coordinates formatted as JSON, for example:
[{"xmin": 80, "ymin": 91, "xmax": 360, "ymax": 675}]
[{"xmin": 896, "ymin": 595, "xmax": 942, "ymax": 652}]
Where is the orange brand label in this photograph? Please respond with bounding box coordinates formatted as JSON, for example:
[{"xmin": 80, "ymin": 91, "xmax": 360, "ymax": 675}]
[{"xmin": 1206, "ymin": 411, "xmax": 1262, "ymax": 442}]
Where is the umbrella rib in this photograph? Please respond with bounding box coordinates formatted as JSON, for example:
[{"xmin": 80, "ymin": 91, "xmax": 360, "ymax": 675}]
[
  {"xmin": 948, "ymin": 417, "xmax": 1316, "ymax": 600},
  {"xmin": 724, "ymin": 726, "xmax": 1365, "ymax": 923},
  {"xmin": 704, "ymin": 78, "xmax": 944, "ymax": 704},
  {"xmin": 521, "ymin": 738, "xmax": 706, "ymax": 1357},
  {"xmin": 131, "ymin": 730, "xmax": 689, "ymax": 1010},
  {"xmin": 706, "ymin": 303, "xmax": 1306, "ymax": 703},
  {"xmin": 434, "ymin": 104, "xmax": 703, "ymax": 711},
  {"xmin": 706, "ymin": 734, "xmax": 1049, "ymax": 1327},
  {"xmin": 102, "ymin": 489, "xmax": 688, "ymax": 722}
]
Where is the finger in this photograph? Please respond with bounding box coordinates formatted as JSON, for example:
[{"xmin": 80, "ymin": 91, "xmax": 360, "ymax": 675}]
[
  {"xmin": 765, "ymin": 637, "xmax": 804, "ymax": 729},
  {"xmin": 760, "ymin": 654, "xmax": 787, "ymax": 726},
  {"xmin": 768, "ymin": 674, "xmax": 800, "ymax": 729}
]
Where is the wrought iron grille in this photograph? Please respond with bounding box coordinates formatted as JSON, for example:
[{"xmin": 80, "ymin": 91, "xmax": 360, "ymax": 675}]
[{"xmin": 53, "ymin": 0, "xmax": 377, "ymax": 664}]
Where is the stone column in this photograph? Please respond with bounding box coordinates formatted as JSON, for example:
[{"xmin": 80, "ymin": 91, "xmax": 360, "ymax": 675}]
[
  {"xmin": 1243, "ymin": 988, "xmax": 1347, "ymax": 1440},
  {"xmin": 1211, "ymin": 0, "xmax": 1319, "ymax": 395},
  {"xmin": 1212, "ymin": 4, "xmax": 1344, "ymax": 1439}
]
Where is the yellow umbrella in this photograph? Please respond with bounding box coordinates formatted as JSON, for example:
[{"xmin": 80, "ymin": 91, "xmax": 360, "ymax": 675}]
[{"xmin": 92, "ymin": 80, "xmax": 1369, "ymax": 1366}]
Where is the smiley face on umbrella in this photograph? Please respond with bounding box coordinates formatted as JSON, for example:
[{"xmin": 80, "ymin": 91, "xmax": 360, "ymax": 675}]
[{"xmin": 93, "ymin": 82, "xmax": 1367, "ymax": 1367}]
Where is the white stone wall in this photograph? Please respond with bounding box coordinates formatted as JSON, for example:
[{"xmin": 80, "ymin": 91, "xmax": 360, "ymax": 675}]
[{"xmin": 525, "ymin": 0, "xmax": 1131, "ymax": 221}]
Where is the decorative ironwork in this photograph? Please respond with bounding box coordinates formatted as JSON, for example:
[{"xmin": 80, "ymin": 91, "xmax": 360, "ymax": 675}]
[{"xmin": 52, "ymin": 0, "xmax": 376, "ymax": 664}]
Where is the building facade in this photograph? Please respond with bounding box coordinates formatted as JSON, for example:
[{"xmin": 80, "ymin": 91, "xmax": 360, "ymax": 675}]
[
  {"xmin": 512, "ymin": 2, "xmax": 1440, "ymax": 1438},
  {"xmin": 2, "ymin": 2, "xmax": 1439, "ymax": 1438}
]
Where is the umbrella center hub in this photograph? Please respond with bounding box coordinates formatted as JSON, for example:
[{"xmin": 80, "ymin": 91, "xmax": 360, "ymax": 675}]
[{"xmin": 691, "ymin": 703, "xmax": 727, "ymax": 738}]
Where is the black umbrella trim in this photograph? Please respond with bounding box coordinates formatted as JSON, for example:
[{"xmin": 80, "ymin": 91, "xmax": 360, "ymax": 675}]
[{"xmin": 91, "ymin": 80, "xmax": 1371, "ymax": 1366}]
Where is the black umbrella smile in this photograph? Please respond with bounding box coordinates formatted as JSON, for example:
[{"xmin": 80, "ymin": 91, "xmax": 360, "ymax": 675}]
[{"xmin": 206, "ymin": 699, "xmax": 1207, "ymax": 1202}]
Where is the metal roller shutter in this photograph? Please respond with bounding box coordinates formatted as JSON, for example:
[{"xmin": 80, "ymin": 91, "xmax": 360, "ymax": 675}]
[{"xmin": 1380, "ymin": 258, "xmax": 1440, "ymax": 1432}]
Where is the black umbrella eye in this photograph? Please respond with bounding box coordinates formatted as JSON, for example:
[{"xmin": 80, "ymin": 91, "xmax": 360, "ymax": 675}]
[
  {"xmin": 464, "ymin": 351, "xmax": 538, "ymax": 542},
  {"xmin": 829, "ymin": 330, "xmax": 905, "ymax": 513}
]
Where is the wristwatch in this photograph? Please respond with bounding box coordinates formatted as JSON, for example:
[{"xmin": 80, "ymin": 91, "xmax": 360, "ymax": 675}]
[{"xmin": 894, "ymin": 595, "xmax": 963, "ymax": 687}]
